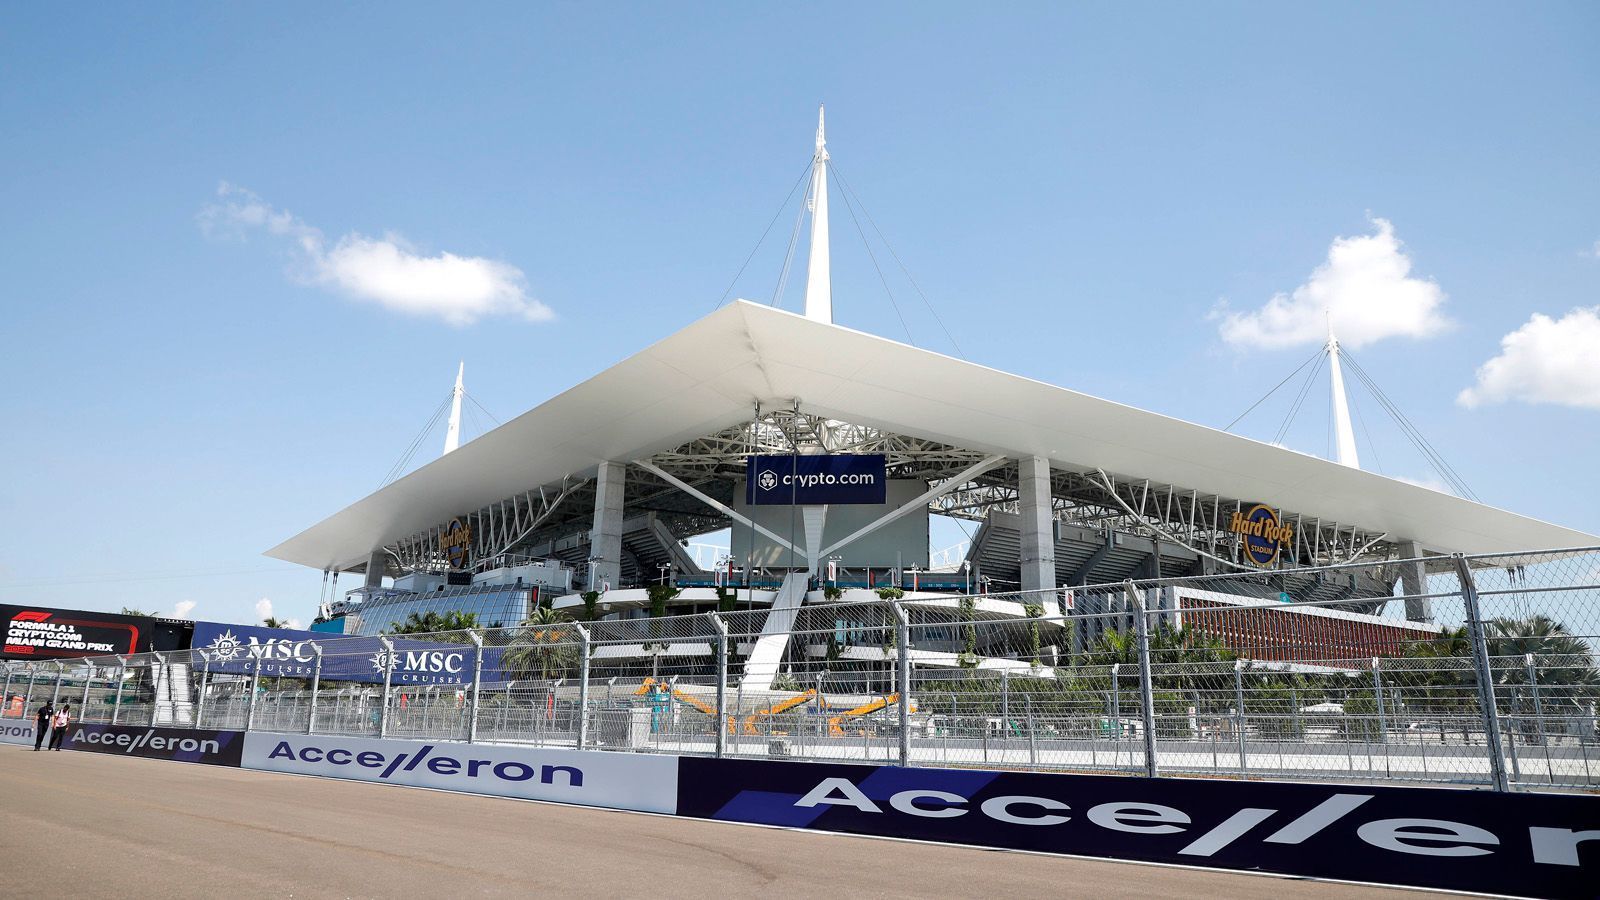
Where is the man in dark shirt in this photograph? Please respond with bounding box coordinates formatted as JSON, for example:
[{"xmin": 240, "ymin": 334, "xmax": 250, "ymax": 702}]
[{"xmin": 34, "ymin": 700, "xmax": 54, "ymax": 751}]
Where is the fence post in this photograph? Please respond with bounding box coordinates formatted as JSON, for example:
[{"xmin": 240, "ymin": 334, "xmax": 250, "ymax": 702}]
[
  {"xmin": 111, "ymin": 659, "xmax": 125, "ymax": 725},
  {"xmin": 709, "ymin": 614, "xmax": 728, "ymax": 758},
  {"xmin": 1525, "ymin": 653, "xmax": 1545, "ymax": 748},
  {"xmin": 1110, "ymin": 664, "xmax": 1121, "ymax": 742},
  {"xmin": 378, "ymin": 636, "xmax": 394, "ymax": 739},
  {"xmin": 245, "ymin": 657, "xmax": 260, "ymax": 732},
  {"xmin": 1126, "ymin": 581, "xmax": 1159, "ymax": 778},
  {"xmin": 1001, "ymin": 669, "xmax": 1010, "ymax": 739},
  {"xmin": 50, "ymin": 661, "xmax": 64, "ymax": 706},
  {"xmin": 150, "ymin": 654, "xmax": 165, "ymax": 725},
  {"xmin": 1372, "ymin": 657, "xmax": 1388, "ymax": 744},
  {"xmin": 306, "ymin": 644, "xmax": 322, "ymax": 735},
  {"xmin": 1453, "ymin": 553, "xmax": 1510, "ymax": 792},
  {"xmin": 573, "ymin": 622, "xmax": 591, "ymax": 751},
  {"xmin": 467, "ymin": 631, "xmax": 483, "ymax": 744},
  {"xmin": 80, "ymin": 663, "xmax": 94, "ymax": 714},
  {"xmin": 23, "ymin": 664, "xmax": 37, "ymax": 713},
  {"xmin": 1233, "ymin": 658, "xmax": 1248, "ymax": 773},
  {"xmin": 194, "ymin": 654, "xmax": 211, "ymax": 728},
  {"xmin": 1026, "ymin": 695, "xmax": 1037, "ymax": 768},
  {"xmin": 1, "ymin": 665, "xmax": 12, "ymax": 715},
  {"xmin": 891, "ymin": 601, "xmax": 911, "ymax": 767}
]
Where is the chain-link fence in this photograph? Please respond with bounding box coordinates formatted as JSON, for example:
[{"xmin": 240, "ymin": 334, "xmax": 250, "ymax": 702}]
[{"xmin": 5, "ymin": 548, "xmax": 1597, "ymax": 792}]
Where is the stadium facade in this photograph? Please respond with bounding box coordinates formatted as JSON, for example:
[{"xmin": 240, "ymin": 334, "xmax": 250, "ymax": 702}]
[{"xmin": 266, "ymin": 110, "xmax": 1595, "ymax": 673}]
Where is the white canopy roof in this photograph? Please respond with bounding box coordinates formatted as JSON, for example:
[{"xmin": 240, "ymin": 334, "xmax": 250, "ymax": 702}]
[{"xmin": 267, "ymin": 301, "xmax": 1596, "ymax": 572}]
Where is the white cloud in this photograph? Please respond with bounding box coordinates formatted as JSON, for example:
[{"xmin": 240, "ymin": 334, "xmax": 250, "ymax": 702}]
[
  {"xmin": 168, "ymin": 600, "xmax": 197, "ymax": 619},
  {"xmin": 200, "ymin": 183, "xmax": 553, "ymax": 326},
  {"xmin": 252, "ymin": 597, "xmax": 303, "ymax": 630},
  {"xmin": 1457, "ymin": 307, "xmax": 1600, "ymax": 410},
  {"xmin": 1215, "ymin": 217, "xmax": 1451, "ymax": 350}
]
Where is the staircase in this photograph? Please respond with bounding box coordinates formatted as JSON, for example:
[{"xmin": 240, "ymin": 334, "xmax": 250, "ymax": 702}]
[
  {"xmin": 739, "ymin": 573, "xmax": 808, "ymax": 691},
  {"xmin": 153, "ymin": 661, "xmax": 195, "ymax": 725}
]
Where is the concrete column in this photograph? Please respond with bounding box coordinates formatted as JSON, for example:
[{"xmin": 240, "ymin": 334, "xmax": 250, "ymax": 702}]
[
  {"xmin": 1396, "ymin": 540, "xmax": 1432, "ymax": 623},
  {"xmin": 363, "ymin": 551, "xmax": 386, "ymax": 589},
  {"xmin": 590, "ymin": 460, "xmax": 626, "ymax": 590},
  {"xmin": 1018, "ymin": 456, "xmax": 1055, "ymax": 594}
]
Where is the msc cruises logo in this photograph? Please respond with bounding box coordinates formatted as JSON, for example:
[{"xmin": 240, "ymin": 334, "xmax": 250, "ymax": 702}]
[
  {"xmin": 441, "ymin": 517, "xmax": 472, "ymax": 569},
  {"xmin": 1229, "ymin": 504, "xmax": 1294, "ymax": 567},
  {"xmin": 202, "ymin": 630, "xmax": 315, "ymax": 664},
  {"xmin": 370, "ymin": 648, "xmax": 467, "ymax": 676}
]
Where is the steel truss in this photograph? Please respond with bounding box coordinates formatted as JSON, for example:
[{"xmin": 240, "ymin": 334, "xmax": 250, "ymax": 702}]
[{"xmin": 379, "ymin": 409, "xmax": 1400, "ymax": 578}]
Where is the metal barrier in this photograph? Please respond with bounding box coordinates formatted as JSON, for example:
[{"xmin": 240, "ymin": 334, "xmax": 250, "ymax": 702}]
[{"xmin": 4, "ymin": 547, "xmax": 1597, "ymax": 792}]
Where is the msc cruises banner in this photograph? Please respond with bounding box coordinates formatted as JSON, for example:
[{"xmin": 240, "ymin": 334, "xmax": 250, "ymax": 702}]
[
  {"xmin": 241, "ymin": 732, "xmax": 677, "ymax": 813},
  {"xmin": 745, "ymin": 454, "xmax": 887, "ymax": 505},
  {"xmin": 191, "ymin": 622, "xmax": 508, "ymax": 686},
  {"xmin": 675, "ymin": 757, "xmax": 1599, "ymax": 898},
  {"xmin": 1, "ymin": 604, "xmax": 152, "ymax": 660},
  {"xmin": 65, "ymin": 723, "xmax": 244, "ymax": 767}
]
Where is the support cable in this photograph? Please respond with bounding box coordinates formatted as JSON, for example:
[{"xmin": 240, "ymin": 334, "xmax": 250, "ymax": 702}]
[
  {"xmin": 1273, "ymin": 352, "xmax": 1326, "ymax": 447},
  {"xmin": 1341, "ymin": 352, "xmax": 1478, "ymax": 500},
  {"xmin": 713, "ymin": 158, "xmax": 816, "ymax": 312},
  {"xmin": 831, "ymin": 164, "xmax": 966, "ymax": 359},
  {"xmin": 770, "ymin": 169, "xmax": 813, "ymax": 309},
  {"xmin": 1224, "ymin": 347, "xmax": 1323, "ymax": 433},
  {"xmin": 380, "ymin": 393, "xmax": 453, "ymax": 488},
  {"xmin": 834, "ymin": 171, "xmax": 915, "ymax": 345}
]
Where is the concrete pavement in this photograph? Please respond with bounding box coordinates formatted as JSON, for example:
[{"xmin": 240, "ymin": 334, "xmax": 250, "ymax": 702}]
[{"xmin": 0, "ymin": 745, "xmax": 1448, "ymax": 898}]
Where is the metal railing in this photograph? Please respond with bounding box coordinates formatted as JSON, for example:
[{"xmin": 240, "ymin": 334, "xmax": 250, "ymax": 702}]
[{"xmin": 4, "ymin": 548, "xmax": 1597, "ymax": 792}]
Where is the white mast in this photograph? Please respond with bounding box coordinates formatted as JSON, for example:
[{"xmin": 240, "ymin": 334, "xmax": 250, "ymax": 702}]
[
  {"xmin": 803, "ymin": 105, "xmax": 832, "ymax": 324},
  {"xmin": 1327, "ymin": 325, "xmax": 1360, "ymax": 469},
  {"xmin": 443, "ymin": 361, "xmax": 465, "ymax": 455}
]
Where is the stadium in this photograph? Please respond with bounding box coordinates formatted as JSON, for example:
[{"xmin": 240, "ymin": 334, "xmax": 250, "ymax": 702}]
[{"xmin": 5, "ymin": 111, "xmax": 1599, "ymax": 899}]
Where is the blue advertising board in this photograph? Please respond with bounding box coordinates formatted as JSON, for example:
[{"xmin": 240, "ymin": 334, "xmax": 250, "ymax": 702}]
[
  {"xmin": 744, "ymin": 454, "xmax": 887, "ymax": 505},
  {"xmin": 675, "ymin": 757, "xmax": 1600, "ymax": 898},
  {"xmin": 191, "ymin": 622, "xmax": 506, "ymax": 686}
]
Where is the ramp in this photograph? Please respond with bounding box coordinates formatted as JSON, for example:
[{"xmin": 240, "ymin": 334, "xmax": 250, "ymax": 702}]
[{"xmin": 739, "ymin": 573, "xmax": 807, "ymax": 691}]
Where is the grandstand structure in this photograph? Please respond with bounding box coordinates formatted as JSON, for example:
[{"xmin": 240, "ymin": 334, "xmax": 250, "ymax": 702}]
[{"xmin": 271, "ymin": 109, "xmax": 1595, "ymax": 669}]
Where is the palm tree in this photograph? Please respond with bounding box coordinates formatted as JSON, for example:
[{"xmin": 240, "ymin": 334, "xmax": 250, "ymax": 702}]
[
  {"xmin": 1486, "ymin": 615, "xmax": 1600, "ymax": 731},
  {"xmin": 120, "ymin": 607, "xmax": 152, "ymax": 617},
  {"xmin": 502, "ymin": 607, "xmax": 579, "ymax": 681},
  {"xmin": 387, "ymin": 610, "xmax": 480, "ymax": 642},
  {"xmin": 262, "ymin": 616, "xmax": 288, "ymax": 628}
]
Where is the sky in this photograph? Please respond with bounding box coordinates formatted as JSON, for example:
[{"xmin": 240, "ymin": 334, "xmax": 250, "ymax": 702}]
[{"xmin": 1, "ymin": 3, "xmax": 1597, "ymax": 629}]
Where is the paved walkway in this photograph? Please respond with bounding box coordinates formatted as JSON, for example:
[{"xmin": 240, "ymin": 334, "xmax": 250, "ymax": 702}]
[{"xmin": 0, "ymin": 745, "xmax": 1446, "ymax": 898}]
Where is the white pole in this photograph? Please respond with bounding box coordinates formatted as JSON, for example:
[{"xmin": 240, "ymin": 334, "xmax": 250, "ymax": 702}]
[
  {"xmin": 443, "ymin": 361, "xmax": 465, "ymax": 454},
  {"xmin": 803, "ymin": 105, "xmax": 832, "ymax": 324},
  {"xmin": 1327, "ymin": 327, "xmax": 1361, "ymax": 469}
]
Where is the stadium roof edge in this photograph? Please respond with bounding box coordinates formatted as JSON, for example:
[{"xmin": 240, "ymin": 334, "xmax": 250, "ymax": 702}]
[{"xmin": 265, "ymin": 301, "xmax": 1597, "ymax": 572}]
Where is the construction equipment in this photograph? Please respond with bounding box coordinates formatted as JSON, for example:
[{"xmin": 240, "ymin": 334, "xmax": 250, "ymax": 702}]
[
  {"xmin": 741, "ymin": 689, "xmax": 817, "ymax": 735},
  {"xmin": 635, "ymin": 678, "xmax": 735, "ymax": 734},
  {"xmin": 828, "ymin": 693, "xmax": 911, "ymax": 737}
]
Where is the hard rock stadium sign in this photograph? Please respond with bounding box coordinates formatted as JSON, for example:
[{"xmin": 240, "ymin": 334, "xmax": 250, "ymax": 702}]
[
  {"xmin": 440, "ymin": 517, "xmax": 472, "ymax": 569},
  {"xmin": 1228, "ymin": 504, "xmax": 1294, "ymax": 567}
]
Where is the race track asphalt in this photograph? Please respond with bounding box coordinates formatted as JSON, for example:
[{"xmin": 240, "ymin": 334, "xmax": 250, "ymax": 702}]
[{"xmin": 0, "ymin": 745, "xmax": 1448, "ymax": 899}]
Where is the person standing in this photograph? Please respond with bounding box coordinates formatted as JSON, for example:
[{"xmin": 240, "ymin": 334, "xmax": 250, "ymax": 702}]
[
  {"xmin": 48, "ymin": 702, "xmax": 71, "ymax": 751},
  {"xmin": 33, "ymin": 700, "xmax": 54, "ymax": 751}
]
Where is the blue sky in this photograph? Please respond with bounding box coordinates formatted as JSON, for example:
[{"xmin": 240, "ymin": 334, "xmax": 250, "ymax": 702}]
[{"xmin": 2, "ymin": 3, "xmax": 1597, "ymax": 627}]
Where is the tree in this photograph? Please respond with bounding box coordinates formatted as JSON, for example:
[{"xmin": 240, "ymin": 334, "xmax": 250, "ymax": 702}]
[
  {"xmin": 262, "ymin": 616, "xmax": 288, "ymax": 629},
  {"xmin": 1487, "ymin": 615, "xmax": 1600, "ymax": 734},
  {"xmin": 387, "ymin": 610, "xmax": 480, "ymax": 642},
  {"xmin": 120, "ymin": 607, "xmax": 152, "ymax": 617},
  {"xmin": 502, "ymin": 607, "xmax": 579, "ymax": 681}
]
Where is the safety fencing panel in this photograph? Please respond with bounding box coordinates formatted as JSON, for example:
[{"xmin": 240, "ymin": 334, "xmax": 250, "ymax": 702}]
[{"xmin": 3, "ymin": 547, "xmax": 1598, "ymax": 795}]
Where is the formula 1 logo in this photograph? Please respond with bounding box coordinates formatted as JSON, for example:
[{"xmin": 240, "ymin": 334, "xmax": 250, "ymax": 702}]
[{"xmin": 13, "ymin": 610, "xmax": 52, "ymax": 622}]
